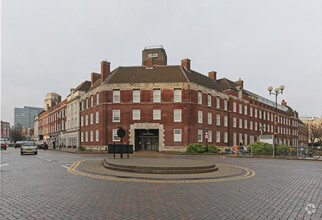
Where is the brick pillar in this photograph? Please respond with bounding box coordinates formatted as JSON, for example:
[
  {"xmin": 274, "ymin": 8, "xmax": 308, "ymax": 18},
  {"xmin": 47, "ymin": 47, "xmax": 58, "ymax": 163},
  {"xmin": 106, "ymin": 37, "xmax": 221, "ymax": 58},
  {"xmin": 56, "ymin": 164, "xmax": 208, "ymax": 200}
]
[{"xmin": 181, "ymin": 58, "xmax": 191, "ymax": 70}]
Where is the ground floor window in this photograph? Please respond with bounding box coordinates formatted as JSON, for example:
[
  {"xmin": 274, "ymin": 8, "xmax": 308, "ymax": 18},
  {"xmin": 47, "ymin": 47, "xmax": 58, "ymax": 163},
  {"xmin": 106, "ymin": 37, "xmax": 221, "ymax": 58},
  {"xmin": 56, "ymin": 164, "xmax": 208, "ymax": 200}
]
[{"xmin": 174, "ymin": 129, "xmax": 182, "ymax": 142}]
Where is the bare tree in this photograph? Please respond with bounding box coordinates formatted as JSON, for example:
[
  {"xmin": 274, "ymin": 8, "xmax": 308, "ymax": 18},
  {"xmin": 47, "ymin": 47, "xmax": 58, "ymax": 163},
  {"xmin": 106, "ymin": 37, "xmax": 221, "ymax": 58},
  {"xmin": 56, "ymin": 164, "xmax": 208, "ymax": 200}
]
[{"xmin": 308, "ymin": 123, "xmax": 321, "ymax": 146}]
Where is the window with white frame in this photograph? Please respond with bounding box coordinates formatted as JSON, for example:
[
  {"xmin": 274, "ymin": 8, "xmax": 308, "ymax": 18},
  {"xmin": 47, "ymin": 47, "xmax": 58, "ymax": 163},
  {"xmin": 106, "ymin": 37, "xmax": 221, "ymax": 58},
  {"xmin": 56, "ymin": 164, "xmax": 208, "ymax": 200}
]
[
  {"xmin": 81, "ymin": 116, "xmax": 84, "ymax": 127},
  {"xmin": 90, "ymin": 130, "xmax": 93, "ymax": 142},
  {"xmin": 244, "ymin": 134, "xmax": 248, "ymax": 145},
  {"xmin": 153, "ymin": 109, "xmax": 161, "ymax": 120},
  {"xmin": 198, "ymin": 111, "xmax": 203, "ymax": 123},
  {"xmin": 255, "ymin": 122, "xmax": 258, "ymax": 131},
  {"xmin": 208, "ymin": 94, "xmax": 211, "ymax": 106},
  {"xmin": 244, "ymin": 106, "xmax": 247, "ymax": 115},
  {"xmin": 216, "ymin": 131, "xmax": 220, "ymax": 143},
  {"xmin": 216, "ymin": 114, "xmax": 220, "ymax": 126},
  {"xmin": 113, "ymin": 90, "xmax": 120, "ymax": 103},
  {"xmin": 91, "ymin": 96, "xmax": 93, "ymax": 107},
  {"xmin": 85, "ymin": 131, "xmax": 88, "ymax": 142},
  {"xmin": 216, "ymin": 97, "xmax": 220, "ymax": 109},
  {"xmin": 81, "ymin": 132, "xmax": 84, "ymax": 142},
  {"xmin": 239, "ymin": 133, "xmax": 243, "ymax": 143},
  {"xmin": 239, "ymin": 118, "xmax": 242, "ymax": 128},
  {"xmin": 259, "ymin": 110, "xmax": 262, "ymax": 119},
  {"xmin": 174, "ymin": 129, "xmax": 182, "ymax": 142},
  {"xmin": 233, "ymin": 102, "xmax": 236, "ymax": 112},
  {"xmin": 174, "ymin": 89, "xmax": 182, "ymax": 103},
  {"xmin": 224, "ymin": 100, "xmax": 227, "ymax": 110},
  {"xmin": 97, "ymin": 93, "xmax": 99, "ymax": 105},
  {"xmin": 267, "ymin": 112, "xmax": 270, "ymax": 121},
  {"xmin": 263, "ymin": 111, "xmax": 266, "ymax": 120},
  {"xmin": 90, "ymin": 113, "xmax": 93, "ymax": 125},
  {"xmin": 255, "ymin": 108, "xmax": 258, "ymax": 118},
  {"xmin": 133, "ymin": 90, "xmax": 140, "ymax": 103},
  {"xmin": 113, "ymin": 129, "xmax": 120, "ymax": 141},
  {"xmin": 197, "ymin": 92, "xmax": 202, "ymax": 105},
  {"xmin": 153, "ymin": 89, "xmax": 161, "ymax": 103},
  {"xmin": 250, "ymin": 107, "xmax": 253, "ymax": 116},
  {"xmin": 198, "ymin": 130, "xmax": 203, "ymax": 142},
  {"xmin": 133, "ymin": 110, "xmax": 141, "ymax": 120},
  {"xmin": 244, "ymin": 120, "xmax": 247, "ymax": 129},
  {"xmin": 96, "ymin": 111, "xmax": 99, "ymax": 124},
  {"xmin": 96, "ymin": 130, "xmax": 99, "ymax": 142},
  {"xmin": 85, "ymin": 115, "xmax": 88, "ymax": 126},
  {"xmin": 174, "ymin": 109, "xmax": 182, "ymax": 122},
  {"xmin": 250, "ymin": 121, "xmax": 253, "ymax": 130},
  {"xmin": 224, "ymin": 116, "xmax": 228, "ymax": 127},
  {"xmin": 233, "ymin": 133, "xmax": 237, "ymax": 146},
  {"xmin": 224, "ymin": 132, "xmax": 228, "ymax": 143},
  {"xmin": 239, "ymin": 104, "xmax": 242, "ymax": 114},
  {"xmin": 271, "ymin": 126, "xmax": 273, "ymax": 133},
  {"xmin": 82, "ymin": 101, "xmax": 84, "ymax": 111},
  {"xmin": 267, "ymin": 124, "xmax": 270, "ymax": 132},
  {"xmin": 207, "ymin": 113, "xmax": 212, "ymax": 125},
  {"xmin": 113, "ymin": 110, "xmax": 120, "ymax": 122},
  {"xmin": 208, "ymin": 130, "xmax": 212, "ymax": 143},
  {"xmin": 86, "ymin": 98, "xmax": 88, "ymax": 109},
  {"xmin": 233, "ymin": 117, "xmax": 237, "ymax": 127}
]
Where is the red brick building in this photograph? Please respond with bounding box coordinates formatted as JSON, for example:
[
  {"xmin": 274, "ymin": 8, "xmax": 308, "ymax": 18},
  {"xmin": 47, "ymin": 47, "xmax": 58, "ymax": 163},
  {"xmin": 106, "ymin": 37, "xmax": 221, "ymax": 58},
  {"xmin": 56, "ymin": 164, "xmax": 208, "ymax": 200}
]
[
  {"xmin": 1, "ymin": 121, "xmax": 10, "ymax": 140},
  {"xmin": 79, "ymin": 46, "xmax": 304, "ymax": 151}
]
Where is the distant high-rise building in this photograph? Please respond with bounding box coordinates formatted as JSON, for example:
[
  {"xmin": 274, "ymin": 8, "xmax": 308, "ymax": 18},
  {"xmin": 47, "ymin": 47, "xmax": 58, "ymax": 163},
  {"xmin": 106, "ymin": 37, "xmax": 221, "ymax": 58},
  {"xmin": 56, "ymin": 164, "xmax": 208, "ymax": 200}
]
[{"xmin": 14, "ymin": 106, "xmax": 44, "ymax": 128}]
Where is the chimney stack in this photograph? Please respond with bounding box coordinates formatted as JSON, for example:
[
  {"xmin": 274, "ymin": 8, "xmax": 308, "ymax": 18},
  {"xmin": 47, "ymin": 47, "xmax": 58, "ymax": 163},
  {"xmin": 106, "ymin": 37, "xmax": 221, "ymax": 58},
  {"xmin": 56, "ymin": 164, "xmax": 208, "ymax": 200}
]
[
  {"xmin": 181, "ymin": 58, "xmax": 191, "ymax": 71},
  {"xmin": 101, "ymin": 61, "xmax": 110, "ymax": 83},
  {"xmin": 146, "ymin": 58, "xmax": 153, "ymax": 68},
  {"xmin": 91, "ymin": 72, "xmax": 101, "ymax": 86},
  {"xmin": 235, "ymin": 78, "xmax": 244, "ymax": 88},
  {"xmin": 208, "ymin": 71, "xmax": 217, "ymax": 81}
]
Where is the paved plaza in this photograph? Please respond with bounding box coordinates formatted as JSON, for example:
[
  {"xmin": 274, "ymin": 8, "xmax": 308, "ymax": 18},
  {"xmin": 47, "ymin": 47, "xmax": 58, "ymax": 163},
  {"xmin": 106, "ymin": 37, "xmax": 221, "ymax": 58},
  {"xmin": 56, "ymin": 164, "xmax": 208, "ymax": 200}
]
[{"xmin": 1, "ymin": 148, "xmax": 321, "ymax": 219}]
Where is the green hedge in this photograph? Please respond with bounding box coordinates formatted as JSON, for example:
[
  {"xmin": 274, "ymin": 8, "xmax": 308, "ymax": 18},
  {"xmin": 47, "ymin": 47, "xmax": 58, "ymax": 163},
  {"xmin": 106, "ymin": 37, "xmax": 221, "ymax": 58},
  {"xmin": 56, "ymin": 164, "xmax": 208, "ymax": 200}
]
[
  {"xmin": 186, "ymin": 143, "xmax": 206, "ymax": 153},
  {"xmin": 207, "ymin": 144, "xmax": 219, "ymax": 153},
  {"xmin": 248, "ymin": 141, "xmax": 273, "ymax": 155},
  {"xmin": 186, "ymin": 144, "xmax": 219, "ymax": 153},
  {"xmin": 276, "ymin": 144, "xmax": 290, "ymax": 156}
]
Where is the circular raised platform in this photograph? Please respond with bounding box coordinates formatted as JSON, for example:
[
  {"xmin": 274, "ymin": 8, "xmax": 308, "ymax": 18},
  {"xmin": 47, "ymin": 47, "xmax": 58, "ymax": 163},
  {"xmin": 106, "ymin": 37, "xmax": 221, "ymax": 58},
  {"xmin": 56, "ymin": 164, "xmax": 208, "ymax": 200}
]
[{"xmin": 102, "ymin": 158, "xmax": 218, "ymax": 174}]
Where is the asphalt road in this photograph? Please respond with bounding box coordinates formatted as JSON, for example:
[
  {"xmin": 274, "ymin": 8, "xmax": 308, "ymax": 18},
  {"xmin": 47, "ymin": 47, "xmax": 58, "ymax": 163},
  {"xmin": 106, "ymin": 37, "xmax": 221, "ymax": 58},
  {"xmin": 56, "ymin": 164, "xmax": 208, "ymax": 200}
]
[{"xmin": 1, "ymin": 147, "xmax": 321, "ymax": 220}]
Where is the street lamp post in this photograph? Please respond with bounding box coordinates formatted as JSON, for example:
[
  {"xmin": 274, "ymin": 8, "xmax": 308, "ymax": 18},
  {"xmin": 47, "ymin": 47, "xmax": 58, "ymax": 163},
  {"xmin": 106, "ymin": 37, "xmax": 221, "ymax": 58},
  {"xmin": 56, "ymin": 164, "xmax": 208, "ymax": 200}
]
[{"xmin": 268, "ymin": 85, "xmax": 285, "ymax": 158}]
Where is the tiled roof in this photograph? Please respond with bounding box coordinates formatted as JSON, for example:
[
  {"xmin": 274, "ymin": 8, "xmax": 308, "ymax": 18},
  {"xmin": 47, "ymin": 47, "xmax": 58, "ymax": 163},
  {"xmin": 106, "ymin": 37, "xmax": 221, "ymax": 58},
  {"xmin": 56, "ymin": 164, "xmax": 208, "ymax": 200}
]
[
  {"xmin": 216, "ymin": 78, "xmax": 239, "ymax": 91},
  {"xmin": 103, "ymin": 65, "xmax": 222, "ymax": 91},
  {"xmin": 76, "ymin": 81, "xmax": 91, "ymax": 92},
  {"xmin": 106, "ymin": 66, "xmax": 187, "ymax": 84}
]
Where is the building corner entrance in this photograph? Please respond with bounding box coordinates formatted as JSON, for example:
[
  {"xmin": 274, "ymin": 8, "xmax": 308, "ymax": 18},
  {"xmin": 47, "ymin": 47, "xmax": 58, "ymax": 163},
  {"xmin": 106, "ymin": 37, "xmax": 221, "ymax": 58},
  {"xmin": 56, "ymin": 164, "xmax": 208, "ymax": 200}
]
[{"xmin": 135, "ymin": 129, "xmax": 159, "ymax": 151}]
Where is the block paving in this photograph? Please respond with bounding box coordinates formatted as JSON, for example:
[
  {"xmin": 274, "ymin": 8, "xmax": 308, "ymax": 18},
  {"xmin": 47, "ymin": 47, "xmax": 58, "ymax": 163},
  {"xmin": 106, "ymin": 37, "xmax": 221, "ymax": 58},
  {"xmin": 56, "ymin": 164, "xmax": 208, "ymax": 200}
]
[{"xmin": 0, "ymin": 148, "xmax": 321, "ymax": 219}]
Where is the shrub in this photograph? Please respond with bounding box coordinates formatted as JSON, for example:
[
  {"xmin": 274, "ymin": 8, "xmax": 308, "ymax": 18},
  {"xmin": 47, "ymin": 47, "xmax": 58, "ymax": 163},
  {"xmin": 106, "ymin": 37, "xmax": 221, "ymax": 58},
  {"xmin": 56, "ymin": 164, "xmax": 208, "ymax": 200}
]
[
  {"xmin": 78, "ymin": 145, "xmax": 86, "ymax": 151},
  {"xmin": 276, "ymin": 144, "xmax": 290, "ymax": 156},
  {"xmin": 249, "ymin": 141, "xmax": 273, "ymax": 155},
  {"xmin": 186, "ymin": 143, "xmax": 206, "ymax": 153},
  {"xmin": 207, "ymin": 144, "xmax": 219, "ymax": 153}
]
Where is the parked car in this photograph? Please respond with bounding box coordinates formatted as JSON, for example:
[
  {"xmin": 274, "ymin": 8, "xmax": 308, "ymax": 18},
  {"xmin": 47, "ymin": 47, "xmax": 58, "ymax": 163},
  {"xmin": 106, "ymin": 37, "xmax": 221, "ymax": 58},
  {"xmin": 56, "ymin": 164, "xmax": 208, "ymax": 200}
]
[
  {"xmin": 15, "ymin": 141, "xmax": 24, "ymax": 148},
  {"xmin": 21, "ymin": 141, "xmax": 38, "ymax": 155},
  {"xmin": 0, "ymin": 140, "xmax": 7, "ymax": 150}
]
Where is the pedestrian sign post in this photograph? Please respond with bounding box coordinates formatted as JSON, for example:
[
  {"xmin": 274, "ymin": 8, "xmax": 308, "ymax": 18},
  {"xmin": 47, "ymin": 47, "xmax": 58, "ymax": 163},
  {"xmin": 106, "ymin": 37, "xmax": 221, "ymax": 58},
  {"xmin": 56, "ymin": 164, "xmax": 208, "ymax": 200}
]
[{"xmin": 205, "ymin": 132, "xmax": 209, "ymax": 140}]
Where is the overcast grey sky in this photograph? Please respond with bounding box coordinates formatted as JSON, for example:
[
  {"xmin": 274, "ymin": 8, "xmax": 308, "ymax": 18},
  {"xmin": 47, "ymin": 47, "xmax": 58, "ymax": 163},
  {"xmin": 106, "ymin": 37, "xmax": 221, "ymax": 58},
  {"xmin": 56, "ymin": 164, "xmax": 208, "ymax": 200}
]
[{"xmin": 2, "ymin": 0, "xmax": 322, "ymax": 125}]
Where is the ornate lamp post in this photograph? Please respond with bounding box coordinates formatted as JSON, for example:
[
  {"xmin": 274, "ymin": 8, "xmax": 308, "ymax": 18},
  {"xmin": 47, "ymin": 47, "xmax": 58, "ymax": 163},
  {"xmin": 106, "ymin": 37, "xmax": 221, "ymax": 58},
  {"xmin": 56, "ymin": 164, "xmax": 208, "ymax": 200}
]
[{"xmin": 268, "ymin": 85, "xmax": 285, "ymax": 157}]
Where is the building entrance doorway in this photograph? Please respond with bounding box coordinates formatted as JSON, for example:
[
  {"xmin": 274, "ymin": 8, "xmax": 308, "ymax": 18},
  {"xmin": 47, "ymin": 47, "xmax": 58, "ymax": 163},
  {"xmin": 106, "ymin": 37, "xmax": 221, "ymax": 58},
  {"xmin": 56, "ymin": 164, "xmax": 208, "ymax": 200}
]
[{"xmin": 135, "ymin": 129, "xmax": 159, "ymax": 151}]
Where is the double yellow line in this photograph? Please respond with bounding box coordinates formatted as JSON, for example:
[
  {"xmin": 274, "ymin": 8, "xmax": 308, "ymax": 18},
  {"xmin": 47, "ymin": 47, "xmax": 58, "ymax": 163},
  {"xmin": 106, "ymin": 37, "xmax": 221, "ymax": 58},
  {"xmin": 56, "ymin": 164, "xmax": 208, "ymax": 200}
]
[{"xmin": 67, "ymin": 161, "xmax": 256, "ymax": 184}]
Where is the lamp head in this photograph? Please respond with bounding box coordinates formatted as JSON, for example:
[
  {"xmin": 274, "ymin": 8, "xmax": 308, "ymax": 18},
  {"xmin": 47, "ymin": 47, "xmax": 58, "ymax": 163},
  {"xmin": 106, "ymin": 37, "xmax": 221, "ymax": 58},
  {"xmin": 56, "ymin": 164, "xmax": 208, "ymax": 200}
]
[
  {"xmin": 268, "ymin": 86, "xmax": 273, "ymax": 92},
  {"xmin": 279, "ymin": 85, "xmax": 285, "ymax": 94},
  {"xmin": 274, "ymin": 88, "xmax": 280, "ymax": 93}
]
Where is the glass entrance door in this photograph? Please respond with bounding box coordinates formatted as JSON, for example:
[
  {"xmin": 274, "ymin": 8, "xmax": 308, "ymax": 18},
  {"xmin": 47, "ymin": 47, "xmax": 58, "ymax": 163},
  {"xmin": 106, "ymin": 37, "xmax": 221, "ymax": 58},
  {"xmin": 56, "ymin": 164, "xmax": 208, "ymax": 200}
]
[{"xmin": 135, "ymin": 129, "xmax": 159, "ymax": 151}]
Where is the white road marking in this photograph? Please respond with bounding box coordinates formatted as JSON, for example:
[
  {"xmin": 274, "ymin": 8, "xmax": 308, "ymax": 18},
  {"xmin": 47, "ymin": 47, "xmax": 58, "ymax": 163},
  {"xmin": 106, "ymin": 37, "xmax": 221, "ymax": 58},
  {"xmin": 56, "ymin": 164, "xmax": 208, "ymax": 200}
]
[
  {"xmin": 61, "ymin": 165, "xmax": 69, "ymax": 169},
  {"xmin": 0, "ymin": 163, "xmax": 9, "ymax": 167},
  {"xmin": 37, "ymin": 156, "xmax": 43, "ymax": 158},
  {"xmin": 46, "ymin": 159, "xmax": 51, "ymax": 162}
]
